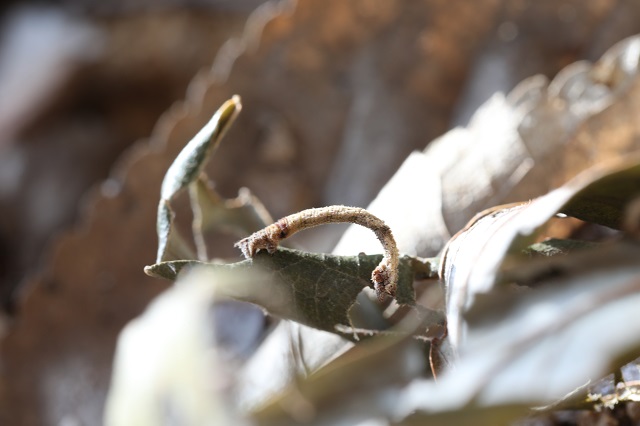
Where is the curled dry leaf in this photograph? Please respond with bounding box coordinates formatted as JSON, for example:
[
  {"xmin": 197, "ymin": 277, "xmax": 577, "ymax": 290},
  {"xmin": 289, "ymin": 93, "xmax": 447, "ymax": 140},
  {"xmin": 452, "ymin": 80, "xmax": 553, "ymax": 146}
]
[
  {"xmin": 442, "ymin": 153, "xmax": 640, "ymax": 350},
  {"xmin": 459, "ymin": 242, "xmax": 640, "ymax": 407},
  {"xmin": 437, "ymin": 35, "xmax": 640, "ymax": 235}
]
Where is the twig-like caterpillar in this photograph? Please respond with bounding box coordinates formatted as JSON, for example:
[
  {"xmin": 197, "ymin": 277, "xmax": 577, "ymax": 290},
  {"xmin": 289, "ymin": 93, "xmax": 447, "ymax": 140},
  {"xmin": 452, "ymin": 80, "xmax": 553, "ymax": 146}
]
[{"xmin": 235, "ymin": 206, "xmax": 399, "ymax": 301}]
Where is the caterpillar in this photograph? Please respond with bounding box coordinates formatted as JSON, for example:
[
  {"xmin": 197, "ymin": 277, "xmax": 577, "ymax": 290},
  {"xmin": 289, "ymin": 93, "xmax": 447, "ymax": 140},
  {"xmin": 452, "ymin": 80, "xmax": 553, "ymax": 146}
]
[{"xmin": 235, "ymin": 206, "xmax": 399, "ymax": 302}]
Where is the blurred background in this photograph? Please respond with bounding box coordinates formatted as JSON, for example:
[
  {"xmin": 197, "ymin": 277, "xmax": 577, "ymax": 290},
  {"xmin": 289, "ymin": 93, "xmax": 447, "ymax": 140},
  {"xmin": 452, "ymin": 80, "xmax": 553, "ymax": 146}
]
[
  {"xmin": 2, "ymin": 0, "xmax": 640, "ymax": 424},
  {"xmin": 0, "ymin": 0, "xmax": 267, "ymax": 311}
]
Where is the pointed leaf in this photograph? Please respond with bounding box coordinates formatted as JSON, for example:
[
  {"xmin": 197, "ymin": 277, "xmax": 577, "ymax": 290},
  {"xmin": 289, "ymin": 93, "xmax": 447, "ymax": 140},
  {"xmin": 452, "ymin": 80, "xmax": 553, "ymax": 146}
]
[
  {"xmin": 160, "ymin": 96, "xmax": 241, "ymax": 201},
  {"xmin": 155, "ymin": 96, "xmax": 241, "ymax": 263}
]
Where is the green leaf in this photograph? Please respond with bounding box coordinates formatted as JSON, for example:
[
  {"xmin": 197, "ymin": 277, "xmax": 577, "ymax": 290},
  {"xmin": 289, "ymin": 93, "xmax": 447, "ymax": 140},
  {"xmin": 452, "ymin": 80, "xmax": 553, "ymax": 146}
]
[
  {"xmin": 160, "ymin": 96, "xmax": 241, "ymax": 201},
  {"xmin": 155, "ymin": 97, "xmax": 242, "ymax": 263},
  {"xmin": 145, "ymin": 248, "xmax": 440, "ymax": 335}
]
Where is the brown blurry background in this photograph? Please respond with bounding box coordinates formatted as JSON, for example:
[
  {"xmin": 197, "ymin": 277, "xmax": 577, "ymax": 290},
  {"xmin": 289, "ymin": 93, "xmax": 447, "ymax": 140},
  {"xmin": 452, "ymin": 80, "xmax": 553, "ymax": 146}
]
[{"xmin": 0, "ymin": 0, "xmax": 266, "ymax": 310}]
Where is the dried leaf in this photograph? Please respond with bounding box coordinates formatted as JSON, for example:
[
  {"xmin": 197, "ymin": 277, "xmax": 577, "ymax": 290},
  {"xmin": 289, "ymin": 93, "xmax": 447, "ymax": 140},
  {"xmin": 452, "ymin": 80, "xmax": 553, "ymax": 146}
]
[
  {"xmin": 442, "ymin": 153, "xmax": 640, "ymax": 349},
  {"xmin": 457, "ymin": 242, "xmax": 640, "ymax": 406},
  {"xmin": 448, "ymin": 35, "xmax": 640, "ymax": 229}
]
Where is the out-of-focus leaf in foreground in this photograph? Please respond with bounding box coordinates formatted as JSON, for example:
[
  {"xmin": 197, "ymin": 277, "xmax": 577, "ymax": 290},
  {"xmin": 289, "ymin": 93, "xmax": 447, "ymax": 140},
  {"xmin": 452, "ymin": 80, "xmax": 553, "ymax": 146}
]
[
  {"xmin": 252, "ymin": 334, "xmax": 426, "ymax": 426},
  {"xmin": 109, "ymin": 267, "xmax": 432, "ymax": 426},
  {"xmin": 105, "ymin": 269, "xmax": 248, "ymax": 426},
  {"xmin": 145, "ymin": 248, "xmax": 441, "ymax": 335}
]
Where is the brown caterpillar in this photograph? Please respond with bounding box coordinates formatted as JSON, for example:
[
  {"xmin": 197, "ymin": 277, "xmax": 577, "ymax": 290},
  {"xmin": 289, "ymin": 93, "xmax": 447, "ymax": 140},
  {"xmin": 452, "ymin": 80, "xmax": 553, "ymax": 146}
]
[{"xmin": 235, "ymin": 206, "xmax": 399, "ymax": 302}]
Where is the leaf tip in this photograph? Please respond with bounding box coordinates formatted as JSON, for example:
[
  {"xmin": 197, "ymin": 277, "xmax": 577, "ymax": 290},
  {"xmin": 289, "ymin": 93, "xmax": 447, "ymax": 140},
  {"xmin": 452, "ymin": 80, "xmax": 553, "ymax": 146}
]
[{"xmin": 143, "ymin": 265, "xmax": 156, "ymax": 277}]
